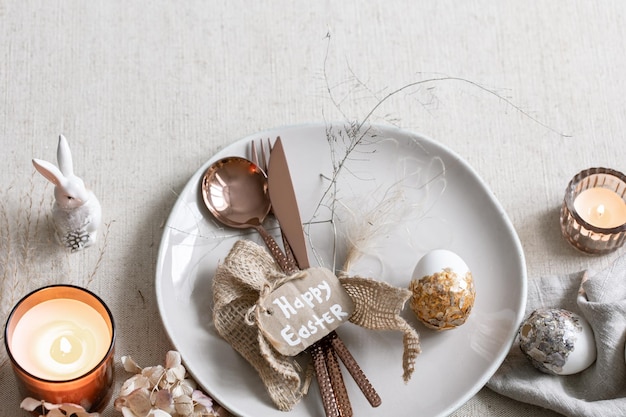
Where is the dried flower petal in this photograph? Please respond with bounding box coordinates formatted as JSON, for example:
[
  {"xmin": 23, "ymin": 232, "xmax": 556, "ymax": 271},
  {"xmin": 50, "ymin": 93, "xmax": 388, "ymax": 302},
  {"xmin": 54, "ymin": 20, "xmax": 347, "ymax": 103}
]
[
  {"xmin": 120, "ymin": 407, "xmax": 138, "ymax": 417},
  {"xmin": 114, "ymin": 397, "xmax": 127, "ymax": 411},
  {"xmin": 192, "ymin": 390, "xmax": 213, "ymax": 409},
  {"xmin": 20, "ymin": 398, "xmax": 99, "ymax": 417},
  {"xmin": 171, "ymin": 380, "xmax": 193, "ymax": 398},
  {"xmin": 59, "ymin": 403, "xmax": 98, "ymax": 417},
  {"xmin": 183, "ymin": 378, "xmax": 197, "ymax": 390},
  {"xmin": 142, "ymin": 365, "xmax": 166, "ymax": 386},
  {"xmin": 165, "ymin": 350, "xmax": 182, "ymax": 368},
  {"xmin": 42, "ymin": 401, "xmax": 60, "ymax": 410},
  {"xmin": 154, "ymin": 389, "xmax": 174, "ymax": 413},
  {"xmin": 169, "ymin": 364, "xmax": 186, "ymax": 381},
  {"xmin": 59, "ymin": 404, "xmax": 84, "ymax": 414},
  {"xmin": 149, "ymin": 410, "xmax": 172, "ymax": 417},
  {"xmin": 174, "ymin": 394, "xmax": 193, "ymax": 416},
  {"xmin": 164, "ymin": 368, "xmax": 177, "ymax": 384},
  {"xmin": 122, "ymin": 355, "xmax": 144, "ymax": 373},
  {"xmin": 119, "ymin": 374, "xmax": 152, "ymax": 397},
  {"xmin": 46, "ymin": 409, "xmax": 65, "ymax": 417},
  {"xmin": 20, "ymin": 398, "xmax": 43, "ymax": 412},
  {"xmin": 116, "ymin": 351, "xmax": 216, "ymax": 417},
  {"xmin": 126, "ymin": 388, "xmax": 153, "ymax": 417}
]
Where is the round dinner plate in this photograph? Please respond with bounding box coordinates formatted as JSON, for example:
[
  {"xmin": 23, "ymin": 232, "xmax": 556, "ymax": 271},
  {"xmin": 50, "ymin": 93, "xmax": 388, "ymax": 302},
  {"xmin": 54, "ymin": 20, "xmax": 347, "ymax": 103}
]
[{"xmin": 155, "ymin": 123, "xmax": 527, "ymax": 417}]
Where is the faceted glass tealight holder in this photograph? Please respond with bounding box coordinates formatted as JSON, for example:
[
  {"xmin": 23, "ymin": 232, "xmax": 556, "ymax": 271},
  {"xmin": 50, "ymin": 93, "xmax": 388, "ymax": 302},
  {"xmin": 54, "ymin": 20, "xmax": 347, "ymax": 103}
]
[
  {"xmin": 560, "ymin": 167, "xmax": 626, "ymax": 254},
  {"xmin": 4, "ymin": 285, "xmax": 116, "ymax": 412}
]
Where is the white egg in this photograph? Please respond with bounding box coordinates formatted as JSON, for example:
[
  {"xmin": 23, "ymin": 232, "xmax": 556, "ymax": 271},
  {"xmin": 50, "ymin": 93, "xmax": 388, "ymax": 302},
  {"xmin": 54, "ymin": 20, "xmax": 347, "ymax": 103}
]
[
  {"xmin": 412, "ymin": 249, "xmax": 470, "ymax": 279},
  {"xmin": 518, "ymin": 308, "xmax": 596, "ymax": 375},
  {"xmin": 408, "ymin": 249, "xmax": 475, "ymax": 330}
]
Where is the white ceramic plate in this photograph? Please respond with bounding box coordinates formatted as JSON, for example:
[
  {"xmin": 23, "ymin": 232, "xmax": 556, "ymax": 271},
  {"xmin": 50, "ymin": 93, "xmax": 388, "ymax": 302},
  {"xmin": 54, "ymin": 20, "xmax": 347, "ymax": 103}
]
[{"xmin": 155, "ymin": 123, "xmax": 527, "ymax": 417}]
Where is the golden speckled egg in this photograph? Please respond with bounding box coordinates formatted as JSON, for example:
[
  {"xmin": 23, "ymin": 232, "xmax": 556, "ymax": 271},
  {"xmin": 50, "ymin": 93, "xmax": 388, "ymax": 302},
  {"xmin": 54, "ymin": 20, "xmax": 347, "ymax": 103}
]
[{"xmin": 409, "ymin": 249, "xmax": 476, "ymax": 331}]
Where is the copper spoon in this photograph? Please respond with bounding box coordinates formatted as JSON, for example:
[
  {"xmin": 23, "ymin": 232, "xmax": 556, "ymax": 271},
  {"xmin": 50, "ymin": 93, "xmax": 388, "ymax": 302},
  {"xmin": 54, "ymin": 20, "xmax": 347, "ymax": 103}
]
[{"xmin": 200, "ymin": 156, "xmax": 290, "ymax": 268}]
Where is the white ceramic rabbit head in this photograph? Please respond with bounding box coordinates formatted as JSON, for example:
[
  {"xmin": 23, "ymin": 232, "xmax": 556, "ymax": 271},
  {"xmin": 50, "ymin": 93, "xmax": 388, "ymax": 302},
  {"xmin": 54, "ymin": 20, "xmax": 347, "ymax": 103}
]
[{"xmin": 32, "ymin": 134, "xmax": 101, "ymax": 251}]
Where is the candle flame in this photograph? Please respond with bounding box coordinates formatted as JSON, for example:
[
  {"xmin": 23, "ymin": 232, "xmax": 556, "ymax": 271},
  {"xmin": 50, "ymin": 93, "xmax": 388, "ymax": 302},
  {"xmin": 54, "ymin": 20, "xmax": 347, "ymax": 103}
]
[
  {"xmin": 50, "ymin": 334, "xmax": 83, "ymax": 364},
  {"xmin": 596, "ymin": 204, "xmax": 605, "ymax": 217},
  {"xmin": 59, "ymin": 336, "xmax": 72, "ymax": 354}
]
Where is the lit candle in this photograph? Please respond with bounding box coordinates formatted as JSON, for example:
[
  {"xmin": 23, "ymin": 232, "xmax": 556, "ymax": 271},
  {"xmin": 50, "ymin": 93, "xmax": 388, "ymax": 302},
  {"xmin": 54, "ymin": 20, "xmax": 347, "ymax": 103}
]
[
  {"xmin": 560, "ymin": 167, "xmax": 626, "ymax": 254},
  {"xmin": 573, "ymin": 188, "xmax": 626, "ymax": 229},
  {"xmin": 10, "ymin": 298, "xmax": 111, "ymax": 381},
  {"xmin": 4, "ymin": 285, "xmax": 115, "ymax": 412}
]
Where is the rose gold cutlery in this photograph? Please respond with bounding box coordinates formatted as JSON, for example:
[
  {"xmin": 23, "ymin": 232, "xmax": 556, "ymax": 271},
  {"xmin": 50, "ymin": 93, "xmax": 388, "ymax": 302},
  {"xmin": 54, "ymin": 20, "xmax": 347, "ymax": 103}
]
[{"xmin": 202, "ymin": 138, "xmax": 381, "ymax": 416}]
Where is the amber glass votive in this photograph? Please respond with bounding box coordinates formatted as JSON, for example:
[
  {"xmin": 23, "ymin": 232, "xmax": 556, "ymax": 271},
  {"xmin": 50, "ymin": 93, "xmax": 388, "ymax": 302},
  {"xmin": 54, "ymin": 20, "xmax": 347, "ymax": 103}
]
[
  {"xmin": 560, "ymin": 167, "xmax": 626, "ymax": 254},
  {"xmin": 4, "ymin": 285, "xmax": 115, "ymax": 412}
]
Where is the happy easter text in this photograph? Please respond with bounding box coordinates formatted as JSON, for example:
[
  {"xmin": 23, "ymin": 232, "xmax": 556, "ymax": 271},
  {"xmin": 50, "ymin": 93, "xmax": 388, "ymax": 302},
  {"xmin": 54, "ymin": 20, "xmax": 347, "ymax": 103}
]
[{"xmin": 272, "ymin": 280, "xmax": 349, "ymax": 347}]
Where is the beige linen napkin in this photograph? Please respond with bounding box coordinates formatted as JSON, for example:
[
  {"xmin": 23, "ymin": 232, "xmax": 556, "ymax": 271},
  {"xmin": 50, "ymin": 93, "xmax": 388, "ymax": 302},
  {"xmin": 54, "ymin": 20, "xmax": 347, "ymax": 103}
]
[{"xmin": 488, "ymin": 255, "xmax": 626, "ymax": 416}]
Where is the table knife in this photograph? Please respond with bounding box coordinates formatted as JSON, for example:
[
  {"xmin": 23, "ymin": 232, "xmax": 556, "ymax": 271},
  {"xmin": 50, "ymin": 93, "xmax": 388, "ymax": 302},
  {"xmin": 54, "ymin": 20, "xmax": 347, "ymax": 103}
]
[
  {"xmin": 266, "ymin": 137, "xmax": 344, "ymax": 417},
  {"xmin": 267, "ymin": 137, "xmax": 381, "ymax": 409}
]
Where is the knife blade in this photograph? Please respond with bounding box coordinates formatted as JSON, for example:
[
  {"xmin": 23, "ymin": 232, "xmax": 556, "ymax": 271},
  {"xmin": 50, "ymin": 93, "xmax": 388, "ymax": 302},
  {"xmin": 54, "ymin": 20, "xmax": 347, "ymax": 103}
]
[{"xmin": 266, "ymin": 137, "xmax": 310, "ymax": 269}]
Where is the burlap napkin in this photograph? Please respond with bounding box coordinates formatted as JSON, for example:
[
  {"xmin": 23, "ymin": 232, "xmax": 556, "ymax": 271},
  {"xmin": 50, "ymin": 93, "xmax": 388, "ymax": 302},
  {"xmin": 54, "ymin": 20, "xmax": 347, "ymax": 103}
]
[
  {"xmin": 488, "ymin": 254, "xmax": 626, "ymax": 417},
  {"xmin": 212, "ymin": 239, "xmax": 420, "ymax": 411}
]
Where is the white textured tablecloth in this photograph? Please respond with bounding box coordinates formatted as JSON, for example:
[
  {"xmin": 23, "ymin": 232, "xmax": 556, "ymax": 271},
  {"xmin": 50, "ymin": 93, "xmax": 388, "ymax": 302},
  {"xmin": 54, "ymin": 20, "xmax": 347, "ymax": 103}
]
[{"xmin": 2, "ymin": 1, "xmax": 626, "ymax": 416}]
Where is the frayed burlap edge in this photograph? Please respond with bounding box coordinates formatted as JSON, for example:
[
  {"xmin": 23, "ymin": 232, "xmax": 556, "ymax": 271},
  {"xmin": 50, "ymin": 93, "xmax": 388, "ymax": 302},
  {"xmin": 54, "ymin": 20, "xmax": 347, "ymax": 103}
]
[{"xmin": 339, "ymin": 275, "xmax": 421, "ymax": 382}]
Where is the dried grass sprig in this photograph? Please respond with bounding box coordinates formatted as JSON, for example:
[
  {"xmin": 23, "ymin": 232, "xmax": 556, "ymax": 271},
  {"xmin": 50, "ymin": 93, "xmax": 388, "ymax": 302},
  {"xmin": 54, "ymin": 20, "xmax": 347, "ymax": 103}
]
[
  {"xmin": 84, "ymin": 220, "xmax": 114, "ymax": 287},
  {"xmin": 311, "ymin": 32, "xmax": 567, "ymax": 272}
]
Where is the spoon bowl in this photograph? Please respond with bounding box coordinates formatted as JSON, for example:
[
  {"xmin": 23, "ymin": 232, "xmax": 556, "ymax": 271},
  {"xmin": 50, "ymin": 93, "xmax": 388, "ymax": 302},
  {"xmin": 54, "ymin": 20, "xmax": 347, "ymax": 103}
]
[
  {"xmin": 201, "ymin": 156, "xmax": 289, "ymax": 269},
  {"xmin": 201, "ymin": 156, "xmax": 270, "ymax": 228}
]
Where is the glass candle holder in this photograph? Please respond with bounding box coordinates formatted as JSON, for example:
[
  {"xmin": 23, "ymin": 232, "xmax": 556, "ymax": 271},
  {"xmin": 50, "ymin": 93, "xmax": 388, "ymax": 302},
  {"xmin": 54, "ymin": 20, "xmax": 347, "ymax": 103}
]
[
  {"xmin": 560, "ymin": 167, "xmax": 626, "ymax": 254},
  {"xmin": 4, "ymin": 285, "xmax": 115, "ymax": 412}
]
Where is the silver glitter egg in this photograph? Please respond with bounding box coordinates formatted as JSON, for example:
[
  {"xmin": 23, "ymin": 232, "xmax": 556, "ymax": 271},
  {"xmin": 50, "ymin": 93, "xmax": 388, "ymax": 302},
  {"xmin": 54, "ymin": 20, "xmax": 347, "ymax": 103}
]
[{"xmin": 518, "ymin": 308, "xmax": 596, "ymax": 375}]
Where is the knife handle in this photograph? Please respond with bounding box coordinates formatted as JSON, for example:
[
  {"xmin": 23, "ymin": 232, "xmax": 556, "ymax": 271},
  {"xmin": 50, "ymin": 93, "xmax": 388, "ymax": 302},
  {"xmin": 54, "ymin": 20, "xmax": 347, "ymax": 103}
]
[
  {"xmin": 311, "ymin": 342, "xmax": 341, "ymax": 417},
  {"xmin": 329, "ymin": 331, "xmax": 381, "ymax": 407},
  {"xmin": 323, "ymin": 336, "xmax": 353, "ymax": 417},
  {"xmin": 281, "ymin": 232, "xmax": 298, "ymax": 271},
  {"xmin": 253, "ymin": 225, "xmax": 293, "ymax": 273}
]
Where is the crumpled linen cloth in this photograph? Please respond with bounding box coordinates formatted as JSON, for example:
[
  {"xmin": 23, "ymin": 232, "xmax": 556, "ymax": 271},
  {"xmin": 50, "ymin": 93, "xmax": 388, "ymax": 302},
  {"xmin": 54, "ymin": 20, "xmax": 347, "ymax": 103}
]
[{"xmin": 488, "ymin": 254, "xmax": 626, "ymax": 417}]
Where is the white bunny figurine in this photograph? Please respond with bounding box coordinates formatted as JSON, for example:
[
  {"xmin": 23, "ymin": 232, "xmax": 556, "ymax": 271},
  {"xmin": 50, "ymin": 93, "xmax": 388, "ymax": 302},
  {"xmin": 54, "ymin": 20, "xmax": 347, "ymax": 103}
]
[{"xmin": 32, "ymin": 135, "xmax": 102, "ymax": 251}]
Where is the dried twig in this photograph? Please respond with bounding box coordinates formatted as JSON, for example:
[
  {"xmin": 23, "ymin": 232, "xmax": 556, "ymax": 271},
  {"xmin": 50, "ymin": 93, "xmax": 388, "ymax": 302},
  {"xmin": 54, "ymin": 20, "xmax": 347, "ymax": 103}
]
[
  {"xmin": 84, "ymin": 220, "xmax": 113, "ymax": 287},
  {"xmin": 310, "ymin": 32, "xmax": 568, "ymax": 270}
]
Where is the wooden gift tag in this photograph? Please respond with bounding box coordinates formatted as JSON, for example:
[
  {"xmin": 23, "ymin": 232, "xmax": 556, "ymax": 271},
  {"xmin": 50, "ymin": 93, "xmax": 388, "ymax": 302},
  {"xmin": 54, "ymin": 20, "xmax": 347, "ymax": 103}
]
[{"xmin": 258, "ymin": 267, "xmax": 355, "ymax": 356}]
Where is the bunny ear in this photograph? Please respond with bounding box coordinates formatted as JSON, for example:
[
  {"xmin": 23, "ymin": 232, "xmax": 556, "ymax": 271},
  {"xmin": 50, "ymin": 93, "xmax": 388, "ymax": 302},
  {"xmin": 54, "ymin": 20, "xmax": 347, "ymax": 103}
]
[
  {"xmin": 32, "ymin": 158, "xmax": 66, "ymax": 187},
  {"xmin": 57, "ymin": 134, "xmax": 74, "ymax": 177}
]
